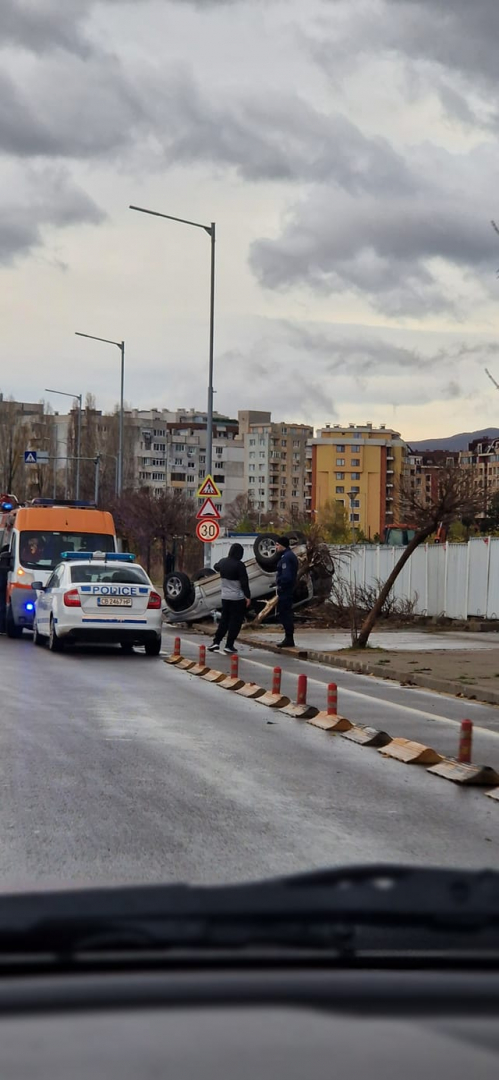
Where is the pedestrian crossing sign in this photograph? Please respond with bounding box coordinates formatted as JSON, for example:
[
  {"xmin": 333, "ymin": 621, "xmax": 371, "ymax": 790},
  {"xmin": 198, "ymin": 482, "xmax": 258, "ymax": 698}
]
[{"xmin": 197, "ymin": 474, "xmax": 221, "ymax": 498}]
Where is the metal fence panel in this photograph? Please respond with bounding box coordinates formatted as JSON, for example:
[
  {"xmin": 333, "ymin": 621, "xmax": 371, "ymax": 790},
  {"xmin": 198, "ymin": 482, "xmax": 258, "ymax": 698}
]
[{"xmin": 467, "ymin": 537, "xmax": 490, "ymax": 617}]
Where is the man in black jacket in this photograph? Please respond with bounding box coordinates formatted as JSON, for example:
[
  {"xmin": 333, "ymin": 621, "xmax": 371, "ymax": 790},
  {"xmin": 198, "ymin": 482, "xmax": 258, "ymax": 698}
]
[
  {"xmin": 208, "ymin": 542, "xmax": 251, "ymax": 654},
  {"xmin": 275, "ymin": 535, "xmax": 299, "ymax": 648}
]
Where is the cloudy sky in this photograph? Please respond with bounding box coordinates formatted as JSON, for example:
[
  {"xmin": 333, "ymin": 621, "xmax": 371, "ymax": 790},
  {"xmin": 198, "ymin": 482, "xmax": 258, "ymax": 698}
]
[{"xmin": 2, "ymin": 0, "xmax": 499, "ymax": 441}]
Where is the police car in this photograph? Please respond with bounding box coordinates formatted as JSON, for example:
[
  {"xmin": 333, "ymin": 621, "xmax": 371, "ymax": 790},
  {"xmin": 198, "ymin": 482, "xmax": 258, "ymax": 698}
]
[{"xmin": 31, "ymin": 552, "xmax": 163, "ymax": 655}]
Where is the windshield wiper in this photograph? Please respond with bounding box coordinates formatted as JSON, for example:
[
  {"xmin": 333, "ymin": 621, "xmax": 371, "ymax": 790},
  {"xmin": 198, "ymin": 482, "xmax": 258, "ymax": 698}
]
[{"xmin": 0, "ymin": 865, "xmax": 498, "ymax": 958}]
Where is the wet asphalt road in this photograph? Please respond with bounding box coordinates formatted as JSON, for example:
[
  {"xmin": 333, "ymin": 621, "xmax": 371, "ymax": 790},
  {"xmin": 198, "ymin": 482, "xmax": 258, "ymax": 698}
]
[{"xmin": 0, "ymin": 630, "xmax": 497, "ymax": 892}]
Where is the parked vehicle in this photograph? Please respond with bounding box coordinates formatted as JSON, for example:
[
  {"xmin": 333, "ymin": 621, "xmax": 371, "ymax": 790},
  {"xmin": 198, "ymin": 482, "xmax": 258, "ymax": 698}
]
[{"xmin": 0, "ymin": 499, "xmax": 118, "ymax": 637}]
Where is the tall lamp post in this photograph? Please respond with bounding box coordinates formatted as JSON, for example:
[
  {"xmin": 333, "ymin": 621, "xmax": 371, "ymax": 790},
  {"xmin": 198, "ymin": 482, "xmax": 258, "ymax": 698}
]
[
  {"xmin": 45, "ymin": 388, "xmax": 82, "ymax": 500},
  {"xmin": 75, "ymin": 332, "xmax": 125, "ymax": 496},
  {"xmin": 129, "ymin": 205, "xmax": 216, "ymax": 482}
]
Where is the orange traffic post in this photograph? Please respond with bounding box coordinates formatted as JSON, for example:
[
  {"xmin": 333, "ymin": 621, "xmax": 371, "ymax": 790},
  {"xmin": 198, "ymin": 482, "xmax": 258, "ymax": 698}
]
[
  {"xmin": 327, "ymin": 683, "xmax": 338, "ymax": 716},
  {"xmin": 199, "ymin": 644, "xmax": 206, "ymax": 665},
  {"xmin": 174, "ymin": 636, "xmax": 181, "ymax": 657},
  {"xmin": 230, "ymin": 654, "xmax": 239, "ymax": 679},
  {"xmin": 272, "ymin": 667, "xmax": 282, "ymax": 694},
  {"xmin": 297, "ymin": 674, "xmax": 307, "ymax": 706},
  {"xmin": 458, "ymin": 719, "xmax": 473, "ymax": 764}
]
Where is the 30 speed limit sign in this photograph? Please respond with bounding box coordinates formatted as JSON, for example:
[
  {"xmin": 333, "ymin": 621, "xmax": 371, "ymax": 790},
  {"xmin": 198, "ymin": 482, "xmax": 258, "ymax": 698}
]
[{"xmin": 196, "ymin": 518, "xmax": 220, "ymax": 543}]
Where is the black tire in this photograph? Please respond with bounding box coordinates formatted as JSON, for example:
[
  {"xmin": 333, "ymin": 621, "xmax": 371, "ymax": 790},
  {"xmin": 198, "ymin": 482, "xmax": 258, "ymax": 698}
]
[
  {"xmin": 253, "ymin": 532, "xmax": 281, "ymax": 571},
  {"xmin": 191, "ymin": 567, "xmax": 218, "ymax": 583},
  {"xmin": 32, "ymin": 617, "xmax": 45, "ymax": 646},
  {"xmin": 48, "ymin": 616, "xmax": 64, "ymax": 652},
  {"xmin": 144, "ymin": 638, "xmax": 162, "ymax": 656},
  {"xmin": 286, "ymin": 529, "xmax": 307, "ymax": 546},
  {"xmin": 6, "ymin": 605, "xmax": 22, "ymax": 638},
  {"xmin": 120, "ymin": 642, "xmax": 134, "ymax": 654},
  {"xmin": 163, "ymin": 571, "xmax": 195, "ymax": 612}
]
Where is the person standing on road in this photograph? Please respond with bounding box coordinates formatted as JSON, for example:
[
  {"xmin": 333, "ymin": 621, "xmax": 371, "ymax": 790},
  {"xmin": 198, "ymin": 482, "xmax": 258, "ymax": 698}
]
[
  {"xmin": 275, "ymin": 536, "xmax": 299, "ymax": 648},
  {"xmin": 208, "ymin": 543, "xmax": 251, "ymax": 654}
]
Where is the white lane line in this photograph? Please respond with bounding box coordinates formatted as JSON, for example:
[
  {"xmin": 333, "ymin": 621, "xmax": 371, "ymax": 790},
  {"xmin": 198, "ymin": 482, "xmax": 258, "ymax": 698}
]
[{"xmin": 165, "ymin": 638, "xmax": 499, "ymax": 743}]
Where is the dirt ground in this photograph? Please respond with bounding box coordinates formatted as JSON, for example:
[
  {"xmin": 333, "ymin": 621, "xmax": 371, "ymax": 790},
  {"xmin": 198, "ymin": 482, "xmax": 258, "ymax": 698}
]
[{"xmin": 346, "ymin": 648, "xmax": 499, "ymax": 687}]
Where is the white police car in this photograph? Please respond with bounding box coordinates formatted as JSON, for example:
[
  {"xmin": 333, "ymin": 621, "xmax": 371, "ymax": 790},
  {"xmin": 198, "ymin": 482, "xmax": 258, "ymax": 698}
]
[{"xmin": 31, "ymin": 552, "xmax": 163, "ymax": 655}]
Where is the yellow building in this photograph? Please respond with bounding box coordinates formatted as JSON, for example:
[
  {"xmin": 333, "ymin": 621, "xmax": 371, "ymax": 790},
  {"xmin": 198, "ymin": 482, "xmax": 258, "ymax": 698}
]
[{"xmin": 310, "ymin": 423, "xmax": 407, "ymax": 539}]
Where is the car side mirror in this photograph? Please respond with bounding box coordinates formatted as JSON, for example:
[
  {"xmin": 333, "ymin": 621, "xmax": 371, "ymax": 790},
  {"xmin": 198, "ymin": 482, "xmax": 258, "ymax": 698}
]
[{"xmin": 31, "ymin": 581, "xmax": 44, "ymax": 591}]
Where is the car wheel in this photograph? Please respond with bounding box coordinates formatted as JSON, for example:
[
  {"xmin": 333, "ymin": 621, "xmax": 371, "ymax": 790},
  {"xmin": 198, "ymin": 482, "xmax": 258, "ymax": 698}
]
[
  {"xmin": 253, "ymin": 532, "xmax": 281, "ymax": 571},
  {"xmin": 48, "ymin": 616, "xmax": 64, "ymax": 652},
  {"xmin": 163, "ymin": 571, "xmax": 196, "ymax": 612},
  {"xmin": 191, "ymin": 567, "xmax": 217, "ymax": 583},
  {"xmin": 286, "ymin": 529, "xmax": 307, "ymax": 546},
  {"xmin": 120, "ymin": 642, "xmax": 134, "ymax": 654},
  {"xmin": 144, "ymin": 638, "xmax": 162, "ymax": 656},
  {"xmin": 32, "ymin": 618, "xmax": 45, "ymax": 646},
  {"xmin": 6, "ymin": 605, "xmax": 22, "ymax": 638}
]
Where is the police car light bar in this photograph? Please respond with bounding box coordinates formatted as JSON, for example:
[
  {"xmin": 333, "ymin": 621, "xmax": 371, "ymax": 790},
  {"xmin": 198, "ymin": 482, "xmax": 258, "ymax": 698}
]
[{"xmin": 60, "ymin": 551, "xmax": 136, "ymax": 562}]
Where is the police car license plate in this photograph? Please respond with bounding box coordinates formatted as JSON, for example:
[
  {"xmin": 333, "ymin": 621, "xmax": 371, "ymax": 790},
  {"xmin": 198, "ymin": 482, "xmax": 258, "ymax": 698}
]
[{"xmin": 97, "ymin": 597, "xmax": 132, "ymax": 607}]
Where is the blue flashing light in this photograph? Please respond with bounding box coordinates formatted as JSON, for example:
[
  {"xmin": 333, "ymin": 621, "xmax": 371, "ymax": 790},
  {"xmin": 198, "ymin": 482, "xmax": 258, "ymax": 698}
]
[
  {"xmin": 1, "ymin": 502, "xmax": 13, "ymax": 512},
  {"xmin": 25, "ymin": 602, "xmax": 34, "ymax": 612},
  {"xmin": 60, "ymin": 551, "xmax": 135, "ymax": 563},
  {"xmin": 103, "ymin": 553, "xmax": 135, "ymax": 562},
  {"xmin": 60, "ymin": 552, "xmax": 91, "ymax": 560}
]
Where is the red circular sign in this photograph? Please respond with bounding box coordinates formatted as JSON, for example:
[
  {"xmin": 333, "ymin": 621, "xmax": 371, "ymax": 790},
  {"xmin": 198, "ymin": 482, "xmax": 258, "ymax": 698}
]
[{"xmin": 196, "ymin": 518, "xmax": 220, "ymax": 543}]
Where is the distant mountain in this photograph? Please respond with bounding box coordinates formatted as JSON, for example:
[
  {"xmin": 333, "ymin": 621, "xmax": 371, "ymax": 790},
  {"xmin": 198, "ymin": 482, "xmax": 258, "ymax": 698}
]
[{"xmin": 408, "ymin": 428, "xmax": 499, "ymax": 452}]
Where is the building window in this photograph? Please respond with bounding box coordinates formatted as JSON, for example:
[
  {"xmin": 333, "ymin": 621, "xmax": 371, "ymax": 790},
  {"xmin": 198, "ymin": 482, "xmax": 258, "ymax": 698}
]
[
  {"xmin": 187, "ymin": 462, "xmax": 195, "ymax": 469},
  {"xmin": 351, "ymin": 458, "xmax": 360, "ymax": 466},
  {"xmin": 249, "ymin": 438, "xmax": 256, "ymax": 446},
  {"xmin": 259, "ymin": 438, "xmax": 266, "ymax": 446},
  {"xmin": 281, "ymin": 465, "xmax": 286, "ymax": 472},
  {"xmin": 336, "ymin": 458, "xmax": 345, "ymax": 466},
  {"xmin": 153, "ymin": 429, "xmax": 166, "ymax": 437},
  {"xmin": 336, "ymin": 486, "xmax": 344, "ymax": 493},
  {"xmin": 281, "ymin": 427, "xmax": 287, "ymax": 434},
  {"xmin": 249, "ymin": 451, "xmax": 256, "ymax": 459},
  {"xmin": 174, "ymin": 443, "xmax": 185, "ymax": 451},
  {"xmin": 249, "ymin": 464, "xmax": 255, "ymax": 472},
  {"xmin": 249, "ymin": 476, "xmax": 255, "ymax": 483},
  {"xmin": 259, "ymin": 451, "xmax": 266, "ymax": 459},
  {"xmin": 198, "ymin": 470, "xmax": 205, "ymax": 478},
  {"xmin": 153, "ymin": 443, "xmax": 166, "ymax": 451},
  {"xmin": 336, "ymin": 444, "xmax": 345, "ymax": 452},
  {"xmin": 336, "ymin": 472, "xmax": 345, "ymax": 480},
  {"xmin": 216, "ymin": 446, "xmax": 223, "ymax": 456},
  {"xmin": 152, "ymin": 472, "xmax": 165, "ymax": 481},
  {"xmin": 259, "ymin": 489, "xmax": 265, "ymax": 496},
  {"xmin": 214, "ymin": 475, "xmax": 224, "ymax": 484},
  {"xmin": 281, "ymin": 439, "xmax": 287, "ymax": 447},
  {"xmin": 174, "ymin": 458, "xmax": 183, "ymax": 465},
  {"xmin": 350, "ymin": 513, "xmax": 360, "ymax": 522},
  {"xmin": 293, "ymin": 440, "xmax": 300, "ymax": 447},
  {"xmin": 170, "ymin": 473, "xmax": 185, "ymax": 482},
  {"xmin": 280, "ymin": 500, "xmax": 286, "ymax": 508},
  {"xmin": 351, "ymin": 472, "xmax": 360, "ymax": 480},
  {"xmin": 351, "ymin": 445, "xmax": 360, "ymax": 452},
  {"xmin": 350, "ymin": 485, "xmax": 359, "ymax": 492},
  {"xmin": 291, "ymin": 490, "xmax": 299, "ymax": 497}
]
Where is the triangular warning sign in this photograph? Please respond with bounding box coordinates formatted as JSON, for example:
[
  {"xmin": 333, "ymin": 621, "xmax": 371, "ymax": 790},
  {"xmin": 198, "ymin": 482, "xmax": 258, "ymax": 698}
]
[
  {"xmin": 25, "ymin": 453, "xmax": 36, "ymax": 463},
  {"xmin": 196, "ymin": 497, "xmax": 221, "ymax": 520},
  {"xmin": 197, "ymin": 474, "xmax": 221, "ymax": 498}
]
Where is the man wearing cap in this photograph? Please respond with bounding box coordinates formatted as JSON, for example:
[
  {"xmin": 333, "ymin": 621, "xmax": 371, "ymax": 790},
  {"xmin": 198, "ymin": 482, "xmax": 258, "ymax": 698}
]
[{"xmin": 275, "ymin": 535, "xmax": 299, "ymax": 648}]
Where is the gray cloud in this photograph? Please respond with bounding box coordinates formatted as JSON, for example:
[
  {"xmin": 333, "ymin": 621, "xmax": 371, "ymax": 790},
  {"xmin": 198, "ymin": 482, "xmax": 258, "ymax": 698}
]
[
  {"xmin": 0, "ymin": 167, "xmax": 104, "ymax": 264},
  {"xmin": 0, "ymin": 0, "xmax": 92, "ymax": 55},
  {"xmin": 250, "ymin": 184, "xmax": 497, "ymax": 318}
]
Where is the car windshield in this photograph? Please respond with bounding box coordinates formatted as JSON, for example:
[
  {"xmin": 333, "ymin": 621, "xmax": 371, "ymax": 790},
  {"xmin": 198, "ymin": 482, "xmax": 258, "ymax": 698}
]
[
  {"xmin": 20, "ymin": 532, "xmax": 115, "ymax": 570},
  {"xmin": 70, "ymin": 564, "xmax": 149, "ymax": 584}
]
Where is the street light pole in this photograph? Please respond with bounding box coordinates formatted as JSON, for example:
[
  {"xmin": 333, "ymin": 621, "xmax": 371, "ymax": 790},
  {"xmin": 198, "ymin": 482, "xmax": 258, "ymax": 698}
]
[
  {"xmin": 45, "ymin": 388, "xmax": 82, "ymax": 499},
  {"xmin": 129, "ymin": 205, "xmax": 216, "ymax": 480},
  {"xmin": 75, "ymin": 332, "xmax": 125, "ymax": 496}
]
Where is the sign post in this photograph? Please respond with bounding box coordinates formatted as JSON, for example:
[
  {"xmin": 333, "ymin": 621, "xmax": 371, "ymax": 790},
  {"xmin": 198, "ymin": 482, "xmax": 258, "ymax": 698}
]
[{"xmin": 196, "ymin": 474, "xmax": 222, "ymax": 567}]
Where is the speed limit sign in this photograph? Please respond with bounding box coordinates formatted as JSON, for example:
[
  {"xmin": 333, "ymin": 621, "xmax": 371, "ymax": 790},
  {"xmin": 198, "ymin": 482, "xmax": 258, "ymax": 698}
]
[{"xmin": 196, "ymin": 518, "xmax": 220, "ymax": 543}]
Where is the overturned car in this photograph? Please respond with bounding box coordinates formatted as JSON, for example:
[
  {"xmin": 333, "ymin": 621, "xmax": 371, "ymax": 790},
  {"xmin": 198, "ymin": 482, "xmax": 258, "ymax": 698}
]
[{"xmin": 163, "ymin": 531, "xmax": 334, "ymax": 624}]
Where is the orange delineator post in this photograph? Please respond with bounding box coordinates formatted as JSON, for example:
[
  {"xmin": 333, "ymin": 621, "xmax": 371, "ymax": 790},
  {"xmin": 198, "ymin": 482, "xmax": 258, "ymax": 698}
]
[
  {"xmin": 174, "ymin": 636, "xmax": 181, "ymax": 657},
  {"xmin": 297, "ymin": 674, "xmax": 307, "ymax": 706},
  {"xmin": 230, "ymin": 654, "xmax": 239, "ymax": 678},
  {"xmin": 458, "ymin": 719, "xmax": 473, "ymax": 764},
  {"xmin": 327, "ymin": 683, "xmax": 338, "ymax": 716},
  {"xmin": 199, "ymin": 645, "xmax": 206, "ymax": 665},
  {"xmin": 272, "ymin": 667, "xmax": 282, "ymax": 694}
]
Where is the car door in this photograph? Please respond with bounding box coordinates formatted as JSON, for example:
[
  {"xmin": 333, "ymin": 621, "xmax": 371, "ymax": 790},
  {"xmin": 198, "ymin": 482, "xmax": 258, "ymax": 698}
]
[{"xmin": 37, "ymin": 568, "xmax": 62, "ymax": 631}]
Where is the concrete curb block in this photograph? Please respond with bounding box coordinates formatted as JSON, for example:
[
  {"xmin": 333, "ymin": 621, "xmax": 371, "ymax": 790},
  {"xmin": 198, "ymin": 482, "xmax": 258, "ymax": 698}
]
[
  {"xmin": 174, "ymin": 658, "xmax": 196, "ymax": 670},
  {"xmin": 218, "ymin": 676, "xmax": 245, "ymax": 691},
  {"xmin": 486, "ymin": 788, "xmax": 499, "ymax": 801},
  {"xmin": 341, "ymin": 725, "xmax": 392, "ymax": 748},
  {"xmin": 244, "ymin": 637, "xmax": 499, "ymax": 706},
  {"xmin": 189, "ymin": 664, "xmax": 210, "ymax": 676},
  {"xmin": 379, "ymin": 738, "xmax": 442, "ymax": 765},
  {"xmin": 235, "ymin": 683, "xmax": 266, "ymax": 699},
  {"xmin": 307, "ymin": 714, "xmax": 353, "ymax": 732},
  {"xmin": 164, "ymin": 654, "xmax": 183, "ymax": 665},
  {"xmin": 201, "ymin": 669, "xmax": 227, "ymax": 684},
  {"xmin": 427, "ymin": 760, "xmax": 499, "ymax": 785},
  {"xmin": 281, "ymin": 703, "xmax": 319, "ymax": 720},
  {"xmin": 255, "ymin": 691, "xmax": 291, "ymax": 709}
]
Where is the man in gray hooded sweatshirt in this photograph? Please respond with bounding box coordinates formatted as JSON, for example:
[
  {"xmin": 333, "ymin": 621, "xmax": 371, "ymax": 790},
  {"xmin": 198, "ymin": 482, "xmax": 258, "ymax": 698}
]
[{"xmin": 208, "ymin": 542, "xmax": 251, "ymax": 654}]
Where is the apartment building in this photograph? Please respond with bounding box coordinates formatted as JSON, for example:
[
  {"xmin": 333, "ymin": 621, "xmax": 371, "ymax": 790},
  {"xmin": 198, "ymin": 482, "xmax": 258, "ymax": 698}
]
[
  {"xmin": 405, "ymin": 449, "xmax": 459, "ymax": 507},
  {"xmin": 131, "ymin": 408, "xmax": 245, "ymax": 510},
  {"xmin": 310, "ymin": 423, "xmax": 407, "ymax": 538},
  {"xmin": 238, "ymin": 411, "xmax": 313, "ymax": 515},
  {"xmin": 458, "ymin": 437, "xmax": 499, "ymax": 515}
]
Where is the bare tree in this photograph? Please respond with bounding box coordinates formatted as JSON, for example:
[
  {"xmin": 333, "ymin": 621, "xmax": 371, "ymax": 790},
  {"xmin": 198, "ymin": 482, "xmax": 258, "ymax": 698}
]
[{"xmin": 355, "ymin": 466, "xmax": 485, "ymax": 648}]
